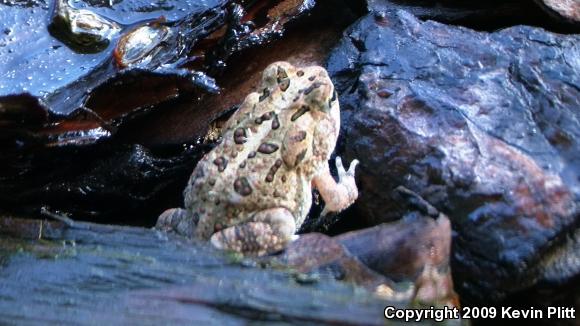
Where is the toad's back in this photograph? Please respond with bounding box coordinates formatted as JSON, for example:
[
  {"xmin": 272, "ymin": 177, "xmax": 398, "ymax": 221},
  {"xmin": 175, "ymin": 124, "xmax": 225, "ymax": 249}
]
[{"xmin": 183, "ymin": 62, "xmax": 339, "ymax": 239}]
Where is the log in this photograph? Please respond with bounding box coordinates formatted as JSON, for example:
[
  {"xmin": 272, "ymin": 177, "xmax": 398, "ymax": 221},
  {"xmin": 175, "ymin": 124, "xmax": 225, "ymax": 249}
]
[{"xmin": 0, "ymin": 217, "xmax": 395, "ymax": 325}]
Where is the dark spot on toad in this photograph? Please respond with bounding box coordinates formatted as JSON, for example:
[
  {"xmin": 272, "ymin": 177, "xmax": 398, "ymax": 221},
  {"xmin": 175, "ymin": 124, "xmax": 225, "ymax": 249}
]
[
  {"xmin": 234, "ymin": 127, "xmax": 247, "ymax": 144},
  {"xmin": 234, "ymin": 177, "xmax": 252, "ymax": 196},
  {"xmin": 291, "ymin": 106, "xmax": 310, "ymax": 121},
  {"xmin": 261, "ymin": 111, "xmax": 273, "ymax": 120},
  {"xmin": 303, "ymin": 82, "xmax": 322, "ymax": 95},
  {"xmin": 258, "ymin": 143, "xmax": 279, "ymax": 154},
  {"xmin": 259, "ymin": 89, "xmax": 270, "ymax": 102},
  {"xmin": 295, "ymin": 148, "xmax": 307, "ymax": 166},
  {"xmin": 308, "ymin": 76, "xmax": 316, "ymax": 81},
  {"xmin": 265, "ymin": 159, "xmax": 283, "ymax": 183},
  {"xmin": 248, "ymin": 151, "xmax": 257, "ymax": 158},
  {"xmin": 290, "ymin": 131, "xmax": 307, "ymax": 142},
  {"xmin": 213, "ymin": 157, "xmax": 228, "ymax": 172},
  {"xmin": 272, "ymin": 114, "xmax": 280, "ymax": 130},
  {"xmin": 296, "ymin": 70, "xmax": 304, "ymax": 77}
]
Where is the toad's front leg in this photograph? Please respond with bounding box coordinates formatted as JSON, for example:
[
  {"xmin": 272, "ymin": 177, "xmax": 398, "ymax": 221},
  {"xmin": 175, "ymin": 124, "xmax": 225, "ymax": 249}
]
[
  {"xmin": 312, "ymin": 156, "xmax": 359, "ymax": 216},
  {"xmin": 210, "ymin": 208, "xmax": 296, "ymax": 256}
]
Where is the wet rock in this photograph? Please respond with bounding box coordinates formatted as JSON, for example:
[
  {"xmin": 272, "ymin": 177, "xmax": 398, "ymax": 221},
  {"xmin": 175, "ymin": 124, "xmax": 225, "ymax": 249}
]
[
  {"xmin": 0, "ymin": 0, "xmax": 365, "ymax": 225},
  {"xmin": 0, "ymin": 143, "xmax": 209, "ymax": 226},
  {"xmin": 327, "ymin": 10, "xmax": 580, "ymax": 302},
  {"xmin": 278, "ymin": 188, "xmax": 457, "ymax": 305},
  {"xmin": 0, "ymin": 0, "xmax": 318, "ymax": 148},
  {"xmin": 367, "ymin": 0, "xmax": 579, "ymax": 32}
]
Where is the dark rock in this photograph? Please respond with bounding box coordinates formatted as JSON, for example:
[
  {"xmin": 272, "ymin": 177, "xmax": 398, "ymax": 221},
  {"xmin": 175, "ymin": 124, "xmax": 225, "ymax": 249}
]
[
  {"xmin": 0, "ymin": 0, "xmax": 365, "ymax": 225},
  {"xmin": 368, "ymin": 0, "xmax": 580, "ymax": 32},
  {"xmin": 0, "ymin": 0, "xmax": 228, "ymax": 109},
  {"xmin": 0, "ymin": 143, "xmax": 209, "ymax": 226},
  {"xmin": 0, "ymin": 0, "xmax": 318, "ymax": 148},
  {"xmin": 327, "ymin": 10, "xmax": 580, "ymax": 302}
]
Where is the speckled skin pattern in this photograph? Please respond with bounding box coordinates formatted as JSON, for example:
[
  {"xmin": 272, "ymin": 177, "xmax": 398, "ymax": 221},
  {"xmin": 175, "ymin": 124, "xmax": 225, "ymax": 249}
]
[{"xmin": 156, "ymin": 62, "xmax": 359, "ymax": 256}]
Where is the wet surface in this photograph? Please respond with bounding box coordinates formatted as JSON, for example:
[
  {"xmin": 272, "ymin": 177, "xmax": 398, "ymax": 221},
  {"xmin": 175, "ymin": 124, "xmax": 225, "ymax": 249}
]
[
  {"xmin": 0, "ymin": 0, "xmax": 319, "ymax": 150},
  {"xmin": 280, "ymin": 189, "xmax": 458, "ymax": 306},
  {"xmin": 0, "ymin": 217, "xmax": 394, "ymax": 325},
  {"xmin": 0, "ymin": 0, "xmax": 365, "ymax": 226},
  {"xmin": 0, "ymin": 0, "xmax": 224, "ymax": 98},
  {"xmin": 2, "ymin": 0, "xmax": 579, "ymax": 320},
  {"xmin": 367, "ymin": 0, "xmax": 580, "ymax": 32},
  {"xmin": 327, "ymin": 9, "xmax": 580, "ymax": 303}
]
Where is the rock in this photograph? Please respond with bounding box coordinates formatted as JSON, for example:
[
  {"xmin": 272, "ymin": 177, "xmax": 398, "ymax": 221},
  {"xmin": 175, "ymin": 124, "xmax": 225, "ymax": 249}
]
[
  {"xmin": 277, "ymin": 233, "xmax": 393, "ymax": 292},
  {"xmin": 277, "ymin": 188, "xmax": 457, "ymax": 305},
  {"xmin": 0, "ymin": 0, "xmax": 322, "ymax": 148},
  {"xmin": 337, "ymin": 188, "xmax": 452, "ymax": 284},
  {"xmin": 0, "ymin": 143, "xmax": 208, "ymax": 226},
  {"xmin": 368, "ymin": 0, "xmax": 539, "ymax": 26},
  {"xmin": 0, "ymin": 0, "xmax": 365, "ymax": 225},
  {"xmin": 535, "ymin": 0, "xmax": 580, "ymax": 24},
  {"xmin": 327, "ymin": 10, "xmax": 580, "ymax": 302},
  {"xmin": 367, "ymin": 0, "xmax": 579, "ymax": 32}
]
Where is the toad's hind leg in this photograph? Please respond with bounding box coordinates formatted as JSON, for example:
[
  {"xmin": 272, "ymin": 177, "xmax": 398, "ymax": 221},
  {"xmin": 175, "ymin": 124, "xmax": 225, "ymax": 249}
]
[
  {"xmin": 156, "ymin": 208, "xmax": 197, "ymax": 237},
  {"xmin": 210, "ymin": 208, "xmax": 296, "ymax": 256}
]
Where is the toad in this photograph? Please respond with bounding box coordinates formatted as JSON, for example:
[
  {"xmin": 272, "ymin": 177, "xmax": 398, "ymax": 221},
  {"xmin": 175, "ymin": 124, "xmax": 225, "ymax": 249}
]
[{"xmin": 156, "ymin": 61, "xmax": 359, "ymax": 256}]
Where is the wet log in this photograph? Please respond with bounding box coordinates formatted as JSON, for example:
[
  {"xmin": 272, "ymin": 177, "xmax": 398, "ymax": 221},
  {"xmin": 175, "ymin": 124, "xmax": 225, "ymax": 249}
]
[{"xmin": 0, "ymin": 216, "xmax": 393, "ymax": 325}]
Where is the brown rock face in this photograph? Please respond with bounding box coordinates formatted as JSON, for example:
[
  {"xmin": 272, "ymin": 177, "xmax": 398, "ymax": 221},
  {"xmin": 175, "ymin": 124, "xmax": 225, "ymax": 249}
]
[
  {"xmin": 327, "ymin": 10, "xmax": 580, "ymax": 302},
  {"xmin": 279, "ymin": 189, "xmax": 456, "ymax": 305}
]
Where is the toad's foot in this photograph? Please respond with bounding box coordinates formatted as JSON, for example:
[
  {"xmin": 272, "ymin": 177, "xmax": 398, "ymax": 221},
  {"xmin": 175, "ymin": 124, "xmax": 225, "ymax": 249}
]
[
  {"xmin": 210, "ymin": 208, "xmax": 296, "ymax": 256},
  {"xmin": 314, "ymin": 156, "xmax": 359, "ymax": 217},
  {"xmin": 156, "ymin": 208, "xmax": 196, "ymax": 237}
]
